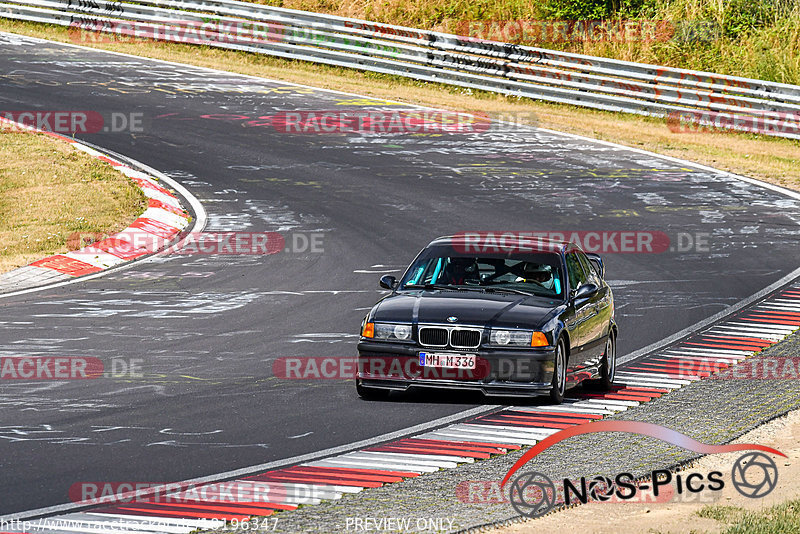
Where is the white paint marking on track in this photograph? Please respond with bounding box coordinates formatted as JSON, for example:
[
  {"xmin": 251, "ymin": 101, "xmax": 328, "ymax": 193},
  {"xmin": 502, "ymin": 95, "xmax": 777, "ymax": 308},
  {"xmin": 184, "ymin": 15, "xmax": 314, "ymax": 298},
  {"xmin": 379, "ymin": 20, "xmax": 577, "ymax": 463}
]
[
  {"xmin": 670, "ymin": 347, "xmax": 754, "ymax": 356},
  {"xmin": 417, "ymin": 430, "xmax": 534, "ymax": 445},
  {"xmin": 662, "ymin": 348, "xmax": 747, "ymax": 357},
  {"xmin": 703, "ymin": 336, "xmax": 784, "ymax": 343},
  {"xmin": 659, "ymin": 353, "xmax": 742, "ymax": 363},
  {"xmin": 306, "ymin": 459, "xmax": 436, "ymax": 473},
  {"xmin": 615, "ymin": 372, "xmax": 694, "ymax": 385},
  {"xmin": 356, "ymin": 450, "xmax": 475, "ymax": 463},
  {"xmin": 726, "ymin": 322, "xmax": 797, "ymax": 333},
  {"xmin": 430, "ymin": 433, "xmax": 539, "ymax": 445},
  {"xmin": 708, "ymin": 326, "xmax": 788, "ymax": 339},
  {"xmin": 138, "ymin": 207, "xmax": 189, "ymax": 229},
  {"xmin": 235, "ymin": 481, "xmax": 358, "ymax": 495},
  {"xmin": 457, "ymin": 423, "xmax": 558, "ymax": 438},
  {"xmin": 755, "ymin": 304, "xmax": 800, "ymax": 311},
  {"xmin": 575, "ymin": 398, "xmax": 640, "ymax": 408},
  {"xmin": 341, "ymin": 451, "xmax": 461, "ymax": 468},
  {"xmin": 508, "ymin": 405, "xmax": 616, "ymax": 415},
  {"xmin": 614, "ymin": 379, "xmax": 676, "ymax": 389},
  {"xmin": 64, "ymin": 250, "xmax": 127, "ymax": 269},
  {"xmin": 569, "ymin": 401, "xmax": 628, "ymax": 411}
]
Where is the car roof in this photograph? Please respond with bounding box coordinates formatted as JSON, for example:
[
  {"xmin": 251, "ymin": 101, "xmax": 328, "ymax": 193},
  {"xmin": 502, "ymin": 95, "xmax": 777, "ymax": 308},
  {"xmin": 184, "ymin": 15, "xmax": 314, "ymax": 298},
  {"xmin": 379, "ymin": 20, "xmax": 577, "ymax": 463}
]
[{"xmin": 427, "ymin": 234, "xmax": 573, "ymax": 254}]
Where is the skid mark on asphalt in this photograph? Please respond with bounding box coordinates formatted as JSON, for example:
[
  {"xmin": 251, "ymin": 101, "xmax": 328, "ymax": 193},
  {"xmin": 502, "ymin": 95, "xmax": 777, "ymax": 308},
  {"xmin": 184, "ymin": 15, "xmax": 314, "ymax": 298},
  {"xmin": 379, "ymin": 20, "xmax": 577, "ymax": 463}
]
[
  {"xmin": 289, "ymin": 333, "xmax": 360, "ymax": 344},
  {"xmin": 0, "ymin": 424, "xmax": 272, "ymax": 449}
]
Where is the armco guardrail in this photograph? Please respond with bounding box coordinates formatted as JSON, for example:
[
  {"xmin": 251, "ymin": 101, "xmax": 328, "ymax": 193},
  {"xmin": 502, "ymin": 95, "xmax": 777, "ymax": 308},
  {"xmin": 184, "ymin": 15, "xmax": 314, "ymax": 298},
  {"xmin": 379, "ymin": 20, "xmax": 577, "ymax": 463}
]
[{"xmin": 1, "ymin": 0, "xmax": 799, "ymax": 138}]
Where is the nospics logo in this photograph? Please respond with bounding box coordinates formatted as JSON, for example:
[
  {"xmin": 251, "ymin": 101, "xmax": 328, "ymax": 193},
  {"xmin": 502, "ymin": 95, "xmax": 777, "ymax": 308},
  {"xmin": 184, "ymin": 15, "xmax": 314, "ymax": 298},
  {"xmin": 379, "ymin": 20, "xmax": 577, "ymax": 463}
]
[
  {"xmin": 731, "ymin": 452, "xmax": 779, "ymax": 498},
  {"xmin": 501, "ymin": 421, "xmax": 784, "ymax": 518},
  {"xmin": 508, "ymin": 472, "xmax": 556, "ymax": 518}
]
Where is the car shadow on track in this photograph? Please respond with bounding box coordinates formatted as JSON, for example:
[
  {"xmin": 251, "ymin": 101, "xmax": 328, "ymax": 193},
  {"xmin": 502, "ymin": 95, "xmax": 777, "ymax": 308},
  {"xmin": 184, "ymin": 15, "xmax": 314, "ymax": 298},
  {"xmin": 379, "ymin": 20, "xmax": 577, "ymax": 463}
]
[{"xmin": 364, "ymin": 383, "xmax": 598, "ymax": 407}]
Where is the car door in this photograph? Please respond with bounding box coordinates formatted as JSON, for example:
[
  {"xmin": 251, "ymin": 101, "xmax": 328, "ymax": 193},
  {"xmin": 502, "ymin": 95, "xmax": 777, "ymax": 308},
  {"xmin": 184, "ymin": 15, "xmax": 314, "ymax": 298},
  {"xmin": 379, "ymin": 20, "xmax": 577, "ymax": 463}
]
[
  {"xmin": 564, "ymin": 251, "xmax": 594, "ymax": 367},
  {"xmin": 577, "ymin": 250, "xmax": 610, "ymax": 362}
]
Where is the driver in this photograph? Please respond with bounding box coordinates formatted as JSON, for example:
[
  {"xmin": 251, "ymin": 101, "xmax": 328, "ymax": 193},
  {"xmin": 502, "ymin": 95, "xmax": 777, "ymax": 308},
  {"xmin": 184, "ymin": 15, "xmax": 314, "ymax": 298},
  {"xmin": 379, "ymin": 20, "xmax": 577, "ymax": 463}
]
[
  {"xmin": 519, "ymin": 263, "xmax": 555, "ymax": 290},
  {"xmin": 442, "ymin": 257, "xmax": 479, "ymax": 285}
]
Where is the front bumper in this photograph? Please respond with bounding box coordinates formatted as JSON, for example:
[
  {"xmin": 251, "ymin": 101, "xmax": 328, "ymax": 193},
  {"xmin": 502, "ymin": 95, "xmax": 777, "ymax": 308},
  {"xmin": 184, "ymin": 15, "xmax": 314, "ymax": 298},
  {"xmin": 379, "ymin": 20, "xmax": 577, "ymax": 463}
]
[{"xmin": 356, "ymin": 340, "xmax": 556, "ymax": 397}]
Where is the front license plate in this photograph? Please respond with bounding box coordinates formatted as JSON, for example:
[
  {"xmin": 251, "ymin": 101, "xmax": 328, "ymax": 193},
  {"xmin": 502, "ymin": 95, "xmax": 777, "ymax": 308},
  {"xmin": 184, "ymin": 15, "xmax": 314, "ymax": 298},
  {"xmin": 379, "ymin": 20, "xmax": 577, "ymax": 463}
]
[{"xmin": 419, "ymin": 352, "xmax": 476, "ymax": 369}]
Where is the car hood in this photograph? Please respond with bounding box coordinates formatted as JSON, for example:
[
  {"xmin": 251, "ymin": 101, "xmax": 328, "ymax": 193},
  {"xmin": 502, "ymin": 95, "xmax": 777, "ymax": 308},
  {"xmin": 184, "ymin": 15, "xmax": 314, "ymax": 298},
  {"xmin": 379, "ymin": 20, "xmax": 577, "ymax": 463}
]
[{"xmin": 372, "ymin": 290, "xmax": 562, "ymax": 329}]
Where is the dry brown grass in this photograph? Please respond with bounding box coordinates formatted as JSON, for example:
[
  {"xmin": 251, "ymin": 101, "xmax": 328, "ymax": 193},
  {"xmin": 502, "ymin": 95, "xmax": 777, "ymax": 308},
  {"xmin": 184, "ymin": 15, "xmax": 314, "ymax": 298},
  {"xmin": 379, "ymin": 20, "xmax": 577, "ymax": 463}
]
[
  {"xmin": 0, "ymin": 123, "xmax": 147, "ymax": 273},
  {"xmin": 1, "ymin": 18, "xmax": 798, "ymax": 197}
]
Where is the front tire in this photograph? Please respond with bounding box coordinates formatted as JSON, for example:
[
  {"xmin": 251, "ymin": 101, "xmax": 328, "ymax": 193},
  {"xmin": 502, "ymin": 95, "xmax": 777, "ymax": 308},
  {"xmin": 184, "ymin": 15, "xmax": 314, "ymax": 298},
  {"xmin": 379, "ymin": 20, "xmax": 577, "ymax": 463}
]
[
  {"xmin": 549, "ymin": 338, "xmax": 567, "ymax": 404},
  {"xmin": 356, "ymin": 379, "xmax": 390, "ymax": 400},
  {"xmin": 598, "ymin": 333, "xmax": 617, "ymax": 391}
]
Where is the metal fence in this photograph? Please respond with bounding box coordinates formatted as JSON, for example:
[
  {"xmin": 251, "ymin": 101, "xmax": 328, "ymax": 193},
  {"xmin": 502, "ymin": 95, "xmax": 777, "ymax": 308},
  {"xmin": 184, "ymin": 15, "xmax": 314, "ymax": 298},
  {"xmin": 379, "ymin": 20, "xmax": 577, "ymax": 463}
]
[{"xmin": 2, "ymin": 0, "xmax": 799, "ymax": 138}]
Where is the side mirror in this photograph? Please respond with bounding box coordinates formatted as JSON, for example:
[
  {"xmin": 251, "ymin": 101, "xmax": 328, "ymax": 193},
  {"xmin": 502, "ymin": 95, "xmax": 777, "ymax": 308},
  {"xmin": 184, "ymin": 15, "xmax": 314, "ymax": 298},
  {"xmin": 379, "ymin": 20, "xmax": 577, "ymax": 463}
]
[
  {"xmin": 586, "ymin": 253, "xmax": 604, "ymax": 279},
  {"xmin": 379, "ymin": 275, "xmax": 397, "ymax": 290},
  {"xmin": 573, "ymin": 283, "xmax": 598, "ymax": 301}
]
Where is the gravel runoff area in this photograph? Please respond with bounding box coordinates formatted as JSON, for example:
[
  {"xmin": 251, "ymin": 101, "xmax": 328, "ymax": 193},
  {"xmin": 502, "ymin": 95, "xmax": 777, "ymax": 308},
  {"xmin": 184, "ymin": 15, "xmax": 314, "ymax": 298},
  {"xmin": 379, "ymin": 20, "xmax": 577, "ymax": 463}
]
[{"xmin": 210, "ymin": 330, "xmax": 800, "ymax": 534}]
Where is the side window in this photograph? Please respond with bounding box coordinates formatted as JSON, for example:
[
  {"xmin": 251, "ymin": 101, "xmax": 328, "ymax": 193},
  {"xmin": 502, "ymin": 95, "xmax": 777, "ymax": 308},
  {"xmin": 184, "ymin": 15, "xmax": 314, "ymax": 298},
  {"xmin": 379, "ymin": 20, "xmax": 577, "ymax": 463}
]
[
  {"xmin": 577, "ymin": 252, "xmax": 599, "ymax": 285},
  {"xmin": 565, "ymin": 252, "xmax": 588, "ymax": 291}
]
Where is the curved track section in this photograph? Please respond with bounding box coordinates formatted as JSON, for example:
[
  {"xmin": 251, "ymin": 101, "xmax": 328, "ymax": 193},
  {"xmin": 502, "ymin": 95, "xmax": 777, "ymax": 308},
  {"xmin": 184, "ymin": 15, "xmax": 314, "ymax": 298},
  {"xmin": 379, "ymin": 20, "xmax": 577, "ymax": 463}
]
[{"xmin": 0, "ymin": 32, "xmax": 799, "ymax": 516}]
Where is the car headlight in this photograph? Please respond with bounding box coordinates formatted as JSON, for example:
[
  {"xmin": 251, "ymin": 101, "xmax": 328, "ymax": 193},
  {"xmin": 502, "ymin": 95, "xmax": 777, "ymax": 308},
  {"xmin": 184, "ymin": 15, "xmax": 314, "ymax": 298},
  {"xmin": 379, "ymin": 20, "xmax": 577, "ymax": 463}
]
[
  {"xmin": 364, "ymin": 322, "xmax": 413, "ymax": 341},
  {"xmin": 490, "ymin": 329, "xmax": 549, "ymax": 347}
]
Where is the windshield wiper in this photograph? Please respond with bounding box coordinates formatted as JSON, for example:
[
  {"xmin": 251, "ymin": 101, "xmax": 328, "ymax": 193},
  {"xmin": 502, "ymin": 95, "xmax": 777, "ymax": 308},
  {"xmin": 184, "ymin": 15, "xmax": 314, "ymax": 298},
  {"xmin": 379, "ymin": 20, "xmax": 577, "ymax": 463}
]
[
  {"xmin": 482, "ymin": 287, "xmax": 534, "ymax": 296},
  {"xmin": 405, "ymin": 283, "xmax": 484, "ymax": 292}
]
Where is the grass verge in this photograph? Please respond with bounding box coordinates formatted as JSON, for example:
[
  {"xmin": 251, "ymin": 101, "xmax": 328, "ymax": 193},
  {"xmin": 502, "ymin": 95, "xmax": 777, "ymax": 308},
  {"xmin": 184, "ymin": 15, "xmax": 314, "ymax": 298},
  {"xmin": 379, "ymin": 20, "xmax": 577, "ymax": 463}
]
[
  {"xmin": 0, "ymin": 123, "xmax": 147, "ymax": 274},
  {"xmin": 698, "ymin": 501, "xmax": 800, "ymax": 534},
  {"xmin": 0, "ymin": 18, "xmax": 798, "ymax": 195}
]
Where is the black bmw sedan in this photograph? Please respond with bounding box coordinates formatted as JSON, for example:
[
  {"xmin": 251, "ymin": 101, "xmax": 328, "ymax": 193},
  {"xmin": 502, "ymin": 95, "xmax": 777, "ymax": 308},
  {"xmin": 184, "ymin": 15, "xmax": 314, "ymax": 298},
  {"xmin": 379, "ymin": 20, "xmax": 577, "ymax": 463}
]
[{"xmin": 355, "ymin": 234, "xmax": 618, "ymax": 403}]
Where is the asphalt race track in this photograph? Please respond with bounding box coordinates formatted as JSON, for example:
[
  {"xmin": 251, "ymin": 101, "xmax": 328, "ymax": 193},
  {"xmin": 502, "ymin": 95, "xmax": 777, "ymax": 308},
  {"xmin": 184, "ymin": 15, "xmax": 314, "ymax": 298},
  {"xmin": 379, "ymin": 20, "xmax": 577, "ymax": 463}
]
[{"xmin": 1, "ymin": 32, "xmax": 799, "ymax": 515}]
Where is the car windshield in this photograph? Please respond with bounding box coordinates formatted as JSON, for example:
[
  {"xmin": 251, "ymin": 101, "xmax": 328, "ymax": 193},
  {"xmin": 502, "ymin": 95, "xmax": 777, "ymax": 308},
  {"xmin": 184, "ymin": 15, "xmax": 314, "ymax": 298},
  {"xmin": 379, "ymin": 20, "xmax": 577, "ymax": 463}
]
[{"xmin": 400, "ymin": 246, "xmax": 564, "ymax": 298}]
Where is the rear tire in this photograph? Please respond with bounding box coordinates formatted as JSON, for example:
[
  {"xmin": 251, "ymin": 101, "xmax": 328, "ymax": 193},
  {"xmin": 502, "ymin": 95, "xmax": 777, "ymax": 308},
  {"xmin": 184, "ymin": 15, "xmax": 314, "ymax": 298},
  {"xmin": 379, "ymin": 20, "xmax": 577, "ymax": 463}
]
[
  {"xmin": 356, "ymin": 379, "xmax": 390, "ymax": 400},
  {"xmin": 549, "ymin": 338, "xmax": 567, "ymax": 404},
  {"xmin": 598, "ymin": 333, "xmax": 617, "ymax": 391}
]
